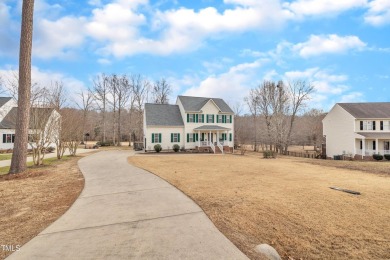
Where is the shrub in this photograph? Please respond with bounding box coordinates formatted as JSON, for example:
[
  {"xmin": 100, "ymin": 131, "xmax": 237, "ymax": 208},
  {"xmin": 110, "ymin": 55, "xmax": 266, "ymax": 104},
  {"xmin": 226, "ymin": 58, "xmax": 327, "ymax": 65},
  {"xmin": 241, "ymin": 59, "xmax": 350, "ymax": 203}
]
[
  {"xmin": 154, "ymin": 144, "xmax": 162, "ymax": 153},
  {"xmin": 173, "ymin": 144, "xmax": 180, "ymax": 152},
  {"xmin": 263, "ymin": 150, "xmax": 276, "ymax": 159},
  {"xmin": 373, "ymin": 154, "xmax": 383, "ymax": 161},
  {"xmin": 46, "ymin": 146, "xmax": 55, "ymax": 153},
  {"xmin": 96, "ymin": 141, "xmax": 113, "ymax": 147},
  {"xmin": 384, "ymin": 154, "xmax": 390, "ymax": 161}
]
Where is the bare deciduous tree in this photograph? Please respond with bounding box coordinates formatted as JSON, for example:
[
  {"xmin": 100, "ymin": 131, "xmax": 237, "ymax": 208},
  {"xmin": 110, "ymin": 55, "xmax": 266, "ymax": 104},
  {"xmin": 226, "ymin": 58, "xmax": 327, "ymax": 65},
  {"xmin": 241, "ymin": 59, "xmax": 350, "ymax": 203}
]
[
  {"xmin": 92, "ymin": 74, "xmax": 109, "ymax": 142},
  {"xmin": 10, "ymin": 0, "xmax": 35, "ymax": 174},
  {"xmin": 28, "ymin": 108, "xmax": 60, "ymax": 165},
  {"xmin": 152, "ymin": 78, "xmax": 171, "ymax": 104},
  {"xmin": 77, "ymin": 88, "xmax": 94, "ymax": 144},
  {"xmin": 246, "ymin": 80, "xmax": 314, "ymax": 153}
]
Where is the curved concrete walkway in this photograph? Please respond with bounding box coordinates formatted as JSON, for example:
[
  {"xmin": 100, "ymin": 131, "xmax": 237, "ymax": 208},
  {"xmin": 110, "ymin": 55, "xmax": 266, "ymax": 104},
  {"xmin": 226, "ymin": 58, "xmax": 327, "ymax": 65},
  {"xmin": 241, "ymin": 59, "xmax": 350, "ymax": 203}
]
[{"xmin": 8, "ymin": 150, "xmax": 248, "ymax": 260}]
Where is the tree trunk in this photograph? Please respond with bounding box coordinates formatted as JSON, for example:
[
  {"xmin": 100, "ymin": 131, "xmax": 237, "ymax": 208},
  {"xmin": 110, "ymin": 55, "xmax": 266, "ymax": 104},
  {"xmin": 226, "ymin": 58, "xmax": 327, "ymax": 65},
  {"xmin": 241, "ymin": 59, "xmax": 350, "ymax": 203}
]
[{"xmin": 9, "ymin": 0, "xmax": 35, "ymax": 174}]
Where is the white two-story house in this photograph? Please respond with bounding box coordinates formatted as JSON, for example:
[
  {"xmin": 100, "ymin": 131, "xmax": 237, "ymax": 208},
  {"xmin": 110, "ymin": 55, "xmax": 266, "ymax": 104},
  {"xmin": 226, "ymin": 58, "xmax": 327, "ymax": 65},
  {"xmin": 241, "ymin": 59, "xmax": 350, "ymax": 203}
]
[
  {"xmin": 323, "ymin": 102, "xmax": 390, "ymax": 159},
  {"xmin": 144, "ymin": 95, "xmax": 234, "ymax": 153}
]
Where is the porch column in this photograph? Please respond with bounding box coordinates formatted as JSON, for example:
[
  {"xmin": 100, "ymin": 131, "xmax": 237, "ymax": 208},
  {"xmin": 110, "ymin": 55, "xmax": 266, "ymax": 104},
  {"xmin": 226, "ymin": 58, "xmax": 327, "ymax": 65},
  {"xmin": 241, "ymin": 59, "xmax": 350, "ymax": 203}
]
[
  {"xmin": 362, "ymin": 138, "xmax": 365, "ymax": 159},
  {"xmin": 209, "ymin": 131, "xmax": 211, "ymax": 145},
  {"xmin": 217, "ymin": 131, "xmax": 219, "ymax": 144},
  {"xmin": 226, "ymin": 130, "xmax": 228, "ymax": 146},
  {"xmin": 376, "ymin": 138, "xmax": 379, "ymax": 154},
  {"xmin": 198, "ymin": 130, "xmax": 201, "ymax": 148}
]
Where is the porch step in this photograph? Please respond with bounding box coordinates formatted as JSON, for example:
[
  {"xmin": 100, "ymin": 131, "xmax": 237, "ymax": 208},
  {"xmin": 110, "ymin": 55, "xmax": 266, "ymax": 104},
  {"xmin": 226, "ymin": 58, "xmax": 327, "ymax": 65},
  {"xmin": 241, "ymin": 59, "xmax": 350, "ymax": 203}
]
[{"xmin": 215, "ymin": 146, "xmax": 222, "ymax": 154}]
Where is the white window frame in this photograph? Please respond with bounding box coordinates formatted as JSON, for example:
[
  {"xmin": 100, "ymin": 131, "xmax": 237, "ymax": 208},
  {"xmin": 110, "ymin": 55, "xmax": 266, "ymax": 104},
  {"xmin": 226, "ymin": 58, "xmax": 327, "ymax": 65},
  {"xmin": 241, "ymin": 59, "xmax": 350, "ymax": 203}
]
[
  {"xmin": 207, "ymin": 114, "xmax": 213, "ymax": 123},
  {"xmin": 189, "ymin": 134, "xmax": 194, "ymax": 142},
  {"xmin": 384, "ymin": 141, "xmax": 390, "ymax": 151},
  {"xmin": 198, "ymin": 114, "xmax": 203, "ymax": 123},
  {"xmin": 226, "ymin": 115, "xmax": 231, "ymax": 123},
  {"xmin": 363, "ymin": 121, "xmax": 373, "ymax": 130},
  {"xmin": 218, "ymin": 115, "xmax": 223, "ymax": 123},
  {"xmin": 4, "ymin": 134, "xmax": 15, "ymax": 143},
  {"xmin": 189, "ymin": 114, "xmax": 194, "ymax": 123},
  {"xmin": 384, "ymin": 121, "xmax": 390, "ymax": 130},
  {"xmin": 173, "ymin": 133, "xmax": 179, "ymax": 142},
  {"xmin": 154, "ymin": 133, "xmax": 160, "ymax": 143}
]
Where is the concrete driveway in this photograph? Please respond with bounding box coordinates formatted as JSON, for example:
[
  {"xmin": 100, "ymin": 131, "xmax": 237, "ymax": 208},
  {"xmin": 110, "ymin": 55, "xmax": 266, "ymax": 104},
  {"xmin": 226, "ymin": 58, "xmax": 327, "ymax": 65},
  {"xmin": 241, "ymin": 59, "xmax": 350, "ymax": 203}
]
[
  {"xmin": 0, "ymin": 148, "xmax": 94, "ymax": 167},
  {"xmin": 7, "ymin": 150, "xmax": 248, "ymax": 260}
]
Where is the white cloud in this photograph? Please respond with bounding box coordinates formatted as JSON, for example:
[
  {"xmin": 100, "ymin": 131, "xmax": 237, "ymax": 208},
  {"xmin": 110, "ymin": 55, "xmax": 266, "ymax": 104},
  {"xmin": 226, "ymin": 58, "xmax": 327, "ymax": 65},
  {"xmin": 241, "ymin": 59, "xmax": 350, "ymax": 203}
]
[
  {"xmin": 34, "ymin": 16, "xmax": 87, "ymax": 59},
  {"xmin": 85, "ymin": 0, "xmax": 292, "ymax": 57},
  {"xmin": 340, "ymin": 92, "xmax": 364, "ymax": 102},
  {"xmin": 284, "ymin": 67, "xmax": 349, "ymax": 94},
  {"xmin": 183, "ymin": 60, "xmax": 263, "ymax": 104},
  {"xmin": 364, "ymin": 0, "xmax": 390, "ymax": 26},
  {"xmin": 292, "ymin": 34, "xmax": 366, "ymax": 58},
  {"xmin": 283, "ymin": 67, "xmax": 365, "ymax": 108},
  {"xmin": 284, "ymin": 0, "xmax": 367, "ymax": 18}
]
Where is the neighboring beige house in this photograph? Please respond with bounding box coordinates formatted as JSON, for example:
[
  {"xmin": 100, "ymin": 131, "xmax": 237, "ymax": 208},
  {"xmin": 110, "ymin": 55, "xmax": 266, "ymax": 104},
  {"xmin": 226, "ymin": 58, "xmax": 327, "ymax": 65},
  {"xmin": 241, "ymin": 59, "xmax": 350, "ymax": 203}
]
[
  {"xmin": 0, "ymin": 97, "xmax": 60, "ymax": 150},
  {"xmin": 323, "ymin": 102, "xmax": 390, "ymax": 159},
  {"xmin": 144, "ymin": 95, "xmax": 234, "ymax": 153}
]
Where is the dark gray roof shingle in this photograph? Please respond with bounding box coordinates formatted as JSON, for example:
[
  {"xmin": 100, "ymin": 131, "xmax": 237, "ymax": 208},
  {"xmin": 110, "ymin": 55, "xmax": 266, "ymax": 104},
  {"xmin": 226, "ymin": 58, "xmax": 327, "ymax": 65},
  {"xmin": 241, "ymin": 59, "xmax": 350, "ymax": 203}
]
[
  {"xmin": 338, "ymin": 102, "xmax": 390, "ymax": 119},
  {"xmin": 144, "ymin": 104, "xmax": 184, "ymax": 126},
  {"xmin": 177, "ymin": 96, "xmax": 234, "ymax": 113},
  {"xmin": 0, "ymin": 107, "xmax": 54, "ymax": 129},
  {"xmin": 0, "ymin": 97, "xmax": 12, "ymax": 108}
]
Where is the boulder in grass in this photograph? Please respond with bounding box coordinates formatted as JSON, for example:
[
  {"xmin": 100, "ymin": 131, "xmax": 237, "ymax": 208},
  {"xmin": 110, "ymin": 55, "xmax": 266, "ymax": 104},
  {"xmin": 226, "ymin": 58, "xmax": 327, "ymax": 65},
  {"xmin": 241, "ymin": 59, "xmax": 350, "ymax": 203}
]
[{"xmin": 255, "ymin": 244, "xmax": 281, "ymax": 260}]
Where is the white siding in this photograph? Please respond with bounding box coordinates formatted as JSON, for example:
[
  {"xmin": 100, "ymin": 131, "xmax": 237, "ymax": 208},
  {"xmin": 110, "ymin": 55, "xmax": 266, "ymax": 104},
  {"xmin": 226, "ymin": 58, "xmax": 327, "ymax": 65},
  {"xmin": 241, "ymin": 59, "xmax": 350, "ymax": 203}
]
[
  {"xmin": 0, "ymin": 129, "xmax": 17, "ymax": 150},
  {"xmin": 182, "ymin": 99, "xmax": 234, "ymax": 149},
  {"xmin": 144, "ymin": 126, "xmax": 184, "ymax": 151},
  {"xmin": 323, "ymin": 104, "xmax": 355, "ymax": 157}
]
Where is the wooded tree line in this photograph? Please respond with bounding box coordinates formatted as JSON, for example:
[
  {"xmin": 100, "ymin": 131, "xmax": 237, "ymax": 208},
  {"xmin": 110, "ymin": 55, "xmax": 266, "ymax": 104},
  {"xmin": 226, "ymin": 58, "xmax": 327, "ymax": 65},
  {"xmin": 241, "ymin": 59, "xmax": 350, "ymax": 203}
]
[
  {"xmin": 235, "ymin": 80, "xmax": 324, "ymax": 152},
  {"xmin": 0, "ymin": 73, "xmax": 173, "ymax": 149}
]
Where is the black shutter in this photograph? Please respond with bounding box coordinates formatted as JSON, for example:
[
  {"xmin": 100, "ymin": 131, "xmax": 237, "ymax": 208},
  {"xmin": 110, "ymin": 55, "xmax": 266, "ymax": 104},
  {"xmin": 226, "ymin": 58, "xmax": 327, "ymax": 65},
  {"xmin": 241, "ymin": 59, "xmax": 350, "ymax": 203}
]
[
  {"xmin": 2, "ymin": 134, "xmax": 5, "ymax": 143},
  {"xmin": 380, "ymin": 121, "xmax": 384, "ymax": 131},
  {"xmin": 373, "ymin": 121, "xmax": 376, "ymax": 130},
  {"xmin": 360, "ymin": 140, "xmax": 362, "ymax": 150},
  {"xmin": 373, "ymin": 140, "xmax": 376, "ymax": 150},
  {"xmin": 360, "ymin": 121, "xmax": 363, "ymax": 130},
  {"xmin": 152, "ymin": 133, "xmax": 154, "ymax": 143}
]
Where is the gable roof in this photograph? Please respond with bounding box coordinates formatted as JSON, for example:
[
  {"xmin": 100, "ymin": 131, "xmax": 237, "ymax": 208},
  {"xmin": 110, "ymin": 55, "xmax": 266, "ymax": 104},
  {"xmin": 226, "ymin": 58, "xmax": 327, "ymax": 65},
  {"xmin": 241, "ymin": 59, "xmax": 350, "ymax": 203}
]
[
  {"xmin": 177, "ymin": 95, "xmax": 234, "ymax": 113},
  {"xmin": 0, "ymin": 107, "xmax": 55, "ymax": 129},
  {"xmin": 0, "ymin": 97, "xmax": 12, "ymax": 108},
  {"xmin": 338, "ymin": 102, "xmax": 390, "ymax": 119},
  {"xmin": 144, "ymin": 104, "xmax": 184, "ymax": 126}
]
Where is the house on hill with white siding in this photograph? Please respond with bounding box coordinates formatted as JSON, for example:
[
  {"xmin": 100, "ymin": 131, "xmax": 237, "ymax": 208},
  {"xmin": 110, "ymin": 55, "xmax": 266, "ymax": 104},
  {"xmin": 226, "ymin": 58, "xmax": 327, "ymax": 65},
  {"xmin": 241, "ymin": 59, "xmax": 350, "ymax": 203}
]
[
  {"xmin": 144, "ymin": 95, "xmax": 234, "ymax": 153},
  {"xmin": 323, "ymin": 102, "xmax": 390, "ymax": 159}
]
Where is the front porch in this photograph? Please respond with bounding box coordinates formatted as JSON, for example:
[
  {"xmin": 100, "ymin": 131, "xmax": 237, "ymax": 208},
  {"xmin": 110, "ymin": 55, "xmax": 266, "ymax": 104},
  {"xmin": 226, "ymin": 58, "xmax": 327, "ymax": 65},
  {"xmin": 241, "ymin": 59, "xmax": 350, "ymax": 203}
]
[
  {"xmin": 355, "ymin": 133, "xmax": 390, "ymax": 159},
  {"xmin": 193, "ymin": 125, "xmax": 233, "ymax": 154}
]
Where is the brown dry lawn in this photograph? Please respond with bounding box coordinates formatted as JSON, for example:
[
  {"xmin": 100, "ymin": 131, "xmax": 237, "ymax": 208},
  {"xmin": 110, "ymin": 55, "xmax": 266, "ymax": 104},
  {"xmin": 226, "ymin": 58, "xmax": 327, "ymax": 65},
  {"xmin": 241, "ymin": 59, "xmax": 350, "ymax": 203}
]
[
  {"xmin": 0, "ymin": 155, "xmax": 87, "ymax": 260},
  {"xmin": 128, "ymin": 154, "xmax": 390, "ymax": 260}
]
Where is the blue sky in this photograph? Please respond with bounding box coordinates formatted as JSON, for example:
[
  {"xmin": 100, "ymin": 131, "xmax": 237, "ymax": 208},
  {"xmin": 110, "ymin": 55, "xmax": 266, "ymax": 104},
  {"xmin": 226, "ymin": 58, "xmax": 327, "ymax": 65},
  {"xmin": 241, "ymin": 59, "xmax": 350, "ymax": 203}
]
[{"xmin": 0, "ymin": 0, "xmax": 389, "ymax": 111}]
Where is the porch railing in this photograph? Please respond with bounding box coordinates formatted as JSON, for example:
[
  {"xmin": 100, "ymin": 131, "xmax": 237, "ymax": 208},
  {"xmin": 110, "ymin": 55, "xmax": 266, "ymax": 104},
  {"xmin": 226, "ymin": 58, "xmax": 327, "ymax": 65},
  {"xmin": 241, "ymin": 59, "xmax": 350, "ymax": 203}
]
[
  {"xmin": 217, "ymin": 142, "xmax": 224, "ymax": 154},
  {"xmin": 209, "ymin": 142, "xmax": 215, "ymax": 153},
  {"xmin": 356, "ymin": 149, "xmax": 390, "ymax": 156}
]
